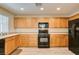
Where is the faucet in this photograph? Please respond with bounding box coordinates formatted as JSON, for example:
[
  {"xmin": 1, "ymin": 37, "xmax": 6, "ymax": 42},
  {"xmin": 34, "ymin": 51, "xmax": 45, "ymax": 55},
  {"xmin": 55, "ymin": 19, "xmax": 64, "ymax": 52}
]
[
  {"xmin": 0, "ymin": 32, "xmax": 8, "ymax": 36},
  {"xmin": 0, "ymin": 32, "xmax": 3, "ymax": 36}
]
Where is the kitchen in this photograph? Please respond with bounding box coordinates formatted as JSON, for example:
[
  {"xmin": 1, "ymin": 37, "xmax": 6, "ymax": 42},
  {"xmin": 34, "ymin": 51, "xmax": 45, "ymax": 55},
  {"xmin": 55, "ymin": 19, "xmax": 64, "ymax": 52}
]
[{"xmin": 0, "ymin": 3, "xmax": 79, "ymax": 55}]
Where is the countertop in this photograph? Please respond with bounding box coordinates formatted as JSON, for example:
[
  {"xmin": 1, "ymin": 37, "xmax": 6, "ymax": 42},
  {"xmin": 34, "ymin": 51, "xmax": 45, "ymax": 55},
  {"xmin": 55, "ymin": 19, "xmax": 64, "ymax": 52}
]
[
  {"xmin": 0, "ymin": 33, "xmax": 68, "ymax": 39},
  {"xmin": 0, "ymin": 34, "xmax": 19, "ymax": 39}
]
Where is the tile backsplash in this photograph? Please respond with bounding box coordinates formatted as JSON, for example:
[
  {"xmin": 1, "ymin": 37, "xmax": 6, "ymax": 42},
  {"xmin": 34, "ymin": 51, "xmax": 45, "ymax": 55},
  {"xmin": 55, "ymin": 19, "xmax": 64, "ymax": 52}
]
[{"xmin": 15, "ymin": 28, "xmax": 68, "ymax": 34}]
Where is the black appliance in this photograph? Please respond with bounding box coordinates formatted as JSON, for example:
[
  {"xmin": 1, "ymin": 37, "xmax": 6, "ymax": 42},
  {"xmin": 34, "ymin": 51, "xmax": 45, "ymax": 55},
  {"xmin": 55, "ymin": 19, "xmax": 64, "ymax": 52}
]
[
  {"xmin": 38, "ymin": 22, "xmax": 50, "ymax": 48},
  {"xmin": 0, "ymin": 39, "xmax": 5, "ymax": 55},
  {"xmin": 38, "ymin": 23, "xmax": 48, "ymax": 28},
  {"xmin": 69, "ymin": 19, "xmax": 79, "ymax": 55}
]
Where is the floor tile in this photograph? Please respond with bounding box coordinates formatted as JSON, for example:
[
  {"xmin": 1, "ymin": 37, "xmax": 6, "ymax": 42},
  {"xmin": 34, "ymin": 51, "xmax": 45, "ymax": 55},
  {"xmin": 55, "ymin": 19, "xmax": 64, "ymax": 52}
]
[{"xmin": 11, "ymin": 47, "xmax": 75, "ymax": 55}]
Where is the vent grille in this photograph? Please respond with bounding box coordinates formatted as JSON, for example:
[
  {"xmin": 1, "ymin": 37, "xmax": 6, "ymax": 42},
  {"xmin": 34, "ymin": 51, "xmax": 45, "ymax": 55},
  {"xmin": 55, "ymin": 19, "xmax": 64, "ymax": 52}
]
[{"xmin": 35, "ymin": 3, "xmax": 42, "ymax": 7}]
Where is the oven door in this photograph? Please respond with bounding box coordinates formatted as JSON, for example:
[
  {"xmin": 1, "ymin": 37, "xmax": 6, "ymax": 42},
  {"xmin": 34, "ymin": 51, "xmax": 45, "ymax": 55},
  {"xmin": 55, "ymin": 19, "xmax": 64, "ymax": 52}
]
[{"xmin": 40, "ymin": 38, "xmax": 48, "ymax": 42}]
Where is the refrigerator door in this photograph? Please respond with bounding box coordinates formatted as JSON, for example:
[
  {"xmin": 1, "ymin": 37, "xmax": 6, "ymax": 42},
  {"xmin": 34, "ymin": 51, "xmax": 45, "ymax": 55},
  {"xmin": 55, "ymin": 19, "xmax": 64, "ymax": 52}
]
[
  {"xmin": 68, "ymin": 19, "xmax": 79, "ymax": 55},
  {"xmin": 71, "ymin": 24, "xmax": 76, "ymax": 39}
]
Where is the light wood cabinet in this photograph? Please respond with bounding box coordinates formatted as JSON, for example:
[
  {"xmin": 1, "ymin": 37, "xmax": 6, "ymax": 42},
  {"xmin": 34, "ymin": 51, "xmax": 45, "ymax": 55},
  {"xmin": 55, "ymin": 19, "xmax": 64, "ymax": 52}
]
[
  {"xmin": 14, "ymin": 17, "xmax": 31, "ymax": 28},
  {"xmin": 19, "ymin": 34, "xmax": 68, "ymax": 47},
  {"xmin": 14, "ymin": 17, "xmax": 69, "ymax": 28},
  {"xmin": 19, "ymin": 34, "xmax": 37, "ymax": 47},
  {"xmin": 5, "ymin": 35, "xmax": 19, "ymax": 55},
  {"xmin": 69, "ymin": 14, "xmax": 79, "ymax": 20},
  {"xmin": 5, "ymin": 38, "xmax": 13, "ymax": 55},
  {"xmin": 31, "ymin": 17, "xmax": 38, "ymax": 28},
  {"xmin": 15, "ymin": 35, "xmax": 19, "ymax": 48},
  {"xmin": 49, "ymin": 17, "xmax": 68, "ymax": 28},
  {"xmin": 50, "ymin": 34, "xmax": 68, "ymax": 47},
  {"xmin": 26, "ymin": 18, "xmax": 31, "ymax": 28},
  {"xmin": 28, "ymin": 34, "xmax": 38, "ymax": 47},
  {"xmin": 19, "ymin": 34, "xmax": 29, "ymax": 47},
  {"xmin": 60, "ymin": 35, "xmax": 68, "ymax": 47},
  {"xmin": 38, "ymin": 17, "xmax": 49, "ymax": 22},
  {"xmin": 14, "ymin": 17, "xmax": 26, "ymax": 28}
]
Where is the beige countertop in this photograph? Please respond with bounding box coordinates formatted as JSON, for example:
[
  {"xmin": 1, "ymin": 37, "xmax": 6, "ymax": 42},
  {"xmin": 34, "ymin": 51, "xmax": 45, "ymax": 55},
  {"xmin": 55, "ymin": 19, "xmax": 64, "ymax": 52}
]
[
  {"xmin": 0, "ymin": 34, "xmax": 19, "ymax": 39},
  {"xmin": 0, "ymin": 33, "xmax": 68, "ymax": 39}
]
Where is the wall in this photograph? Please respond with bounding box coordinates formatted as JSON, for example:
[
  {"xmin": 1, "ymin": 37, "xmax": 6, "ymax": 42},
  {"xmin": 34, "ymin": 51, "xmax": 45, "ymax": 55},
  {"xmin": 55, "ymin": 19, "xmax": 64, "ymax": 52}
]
[{"xmin": 0, "ymin": 7, "xmax": 15, "ymax": 33}]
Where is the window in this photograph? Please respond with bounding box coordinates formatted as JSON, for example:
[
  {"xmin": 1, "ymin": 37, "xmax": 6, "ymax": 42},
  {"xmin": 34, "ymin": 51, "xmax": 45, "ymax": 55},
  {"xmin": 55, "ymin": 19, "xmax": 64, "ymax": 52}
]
[{"xmin": 0, "ymin": 14, "xmax": 9, "ymax": 33}]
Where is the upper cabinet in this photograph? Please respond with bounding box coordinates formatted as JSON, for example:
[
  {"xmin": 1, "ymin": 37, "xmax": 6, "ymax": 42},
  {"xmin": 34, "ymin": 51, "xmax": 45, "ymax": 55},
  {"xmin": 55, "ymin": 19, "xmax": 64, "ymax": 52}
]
[
  {"xmin": 26, "ymin": 17, "xmax": 31, "ymax": 28},
  {"xmin": 14, "ymin": 17, "xmax": 31, "ymax": 28},
  {"xmin": 31, "ymin": 17, "xmax": 49, "ymax": 28},
  {"xmin": 31, "ymin": 17, "xmax": 38, "ymax": 28},
  {"xmin": 14, "ymin": 17, "xmax": 26, "ymax": 28},
  {"xmin": 69, "ymin": 14, "xmax": 79, "ymax": 20},
  {"xmin": 49, "ymin": 17, "xmax": 68, "ymax": 28},
  {"xmin": 38, "ymin": 17, "xmax": 49, "ymax": 23},
  {"xmin": 14, "ymin": 17, "xmax": 69, "ymax": 28}
]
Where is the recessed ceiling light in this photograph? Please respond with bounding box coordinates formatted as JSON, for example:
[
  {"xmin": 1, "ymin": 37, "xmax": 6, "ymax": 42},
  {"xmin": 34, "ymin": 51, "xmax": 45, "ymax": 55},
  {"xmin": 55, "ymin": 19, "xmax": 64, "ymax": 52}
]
[
  {"xmin": 40, "ymin": 7, "xmax": 44, "ymax": 11},
  {"xmin": 20, "ymin": 8, "xmax": 24, "ymax": 11},
  {"xmin": 57, "ymin": 8, "xmax": 61, "ymax": 11}
]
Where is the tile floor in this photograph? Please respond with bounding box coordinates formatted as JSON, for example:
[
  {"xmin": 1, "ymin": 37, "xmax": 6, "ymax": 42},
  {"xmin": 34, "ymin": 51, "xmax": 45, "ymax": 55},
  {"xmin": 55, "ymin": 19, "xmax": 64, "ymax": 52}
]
[{"xmin": 11, "ymin": 47, "xmax": 75, "ymax": 55}]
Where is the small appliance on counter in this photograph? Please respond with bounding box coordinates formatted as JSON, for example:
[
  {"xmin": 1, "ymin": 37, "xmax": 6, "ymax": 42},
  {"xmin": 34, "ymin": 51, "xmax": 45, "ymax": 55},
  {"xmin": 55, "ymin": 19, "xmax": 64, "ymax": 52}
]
[{"xmin": 38, "ymin": 22, "xmax": 50, "ymax": 48}]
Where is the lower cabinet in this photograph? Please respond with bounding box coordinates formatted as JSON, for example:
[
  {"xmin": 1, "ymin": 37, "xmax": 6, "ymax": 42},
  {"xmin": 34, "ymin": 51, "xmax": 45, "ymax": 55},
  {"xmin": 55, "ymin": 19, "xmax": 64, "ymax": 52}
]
[
  {"xmin": 50, "ymin": 34, "xmax": 68, "ymax": 47},
  {"xmin": 19, "ymin": 34, "xmax": 68, "ymax": 47},
  {"xmin": 19, "ymin": 34, "xmax": 29, "ymax": 47},
  {"xmin": 29, "ymin": 34, "xmax": 38, "ymax": 47},
  {"xmin": 5, "ymin": 35, "xmax": 19, "ymax": 55},
  {"xmin": 4, "ymin": 34, "xmax": 68, "ymax": 55},
  {"xmin": 15, "ymin": 35, "xmax": 19, "ymax": 48},
  {"xmin": 19, "ymin": 34, "xmax": 37, "ymax": 47}
]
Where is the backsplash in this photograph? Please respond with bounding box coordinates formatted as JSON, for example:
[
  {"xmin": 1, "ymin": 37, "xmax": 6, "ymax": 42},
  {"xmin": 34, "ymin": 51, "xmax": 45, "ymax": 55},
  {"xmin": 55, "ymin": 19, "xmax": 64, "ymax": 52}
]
[{"xmin": 15, "ymin": 28, "xmax": 68, "ymax": 34}]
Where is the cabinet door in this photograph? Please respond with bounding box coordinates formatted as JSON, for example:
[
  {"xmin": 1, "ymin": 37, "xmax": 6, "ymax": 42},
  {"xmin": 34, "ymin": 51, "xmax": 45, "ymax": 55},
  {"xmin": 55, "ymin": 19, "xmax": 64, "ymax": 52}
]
[
  {"xmin": 59, "ymin": 35, "xmax": 68, "ymax": 47},
  {"xmin": 19, "ymin": 34, "xmax": 37, "ymax": 47},
  {"xmin": 49, "ymin": 18, "xmax": 54, "ymax": 28},
  {"xmin": 5, "ymin": 39, "xmax": 12, "ymax": 55},
  {"xmin": 28, "ymin": 34, "xmax": 37, "ymax": 47},
  {"xmin": 5, "ymin": 36, "xmax": 18, "ymax": 55},
  {"xmin": 15, "ymin": 35, "xmax": 19, "ymax": 48},
  {"xmin": 5, "ymin": 37, "xmax": 14, "ymax": 54},
  {"xmin": 38, "ymin": 17, "xmax": 49, "ymax": 22},
  {"xmin": 26, "ymin": 18, "xmax": 31, "ymax": 28},
  {"xmin": 50, "ymin": 34, "xmax": 60, "ymax": 47},
  {"xmin": 31, "ymin": 17, "xmax": 38, "ymax": 28},
  {"xmin": 19, "ymin": 34, "xmax": 29, "ymax": 47},
  {"xmin": 14, "ymin": 17, "xmax": 26, "ymax": 28},
  {"xmin": 49, "ymin": 18, "xmax": 68, "ymax": 28},
  {"xmin": 10, "ymin": 38, "xmax": 15, "ymax": 52},
  {"xmin": 70, "ymin": 14, "xmax": 79, "ymax": 20},
  {"xmin": 59, "ymin": 18, "xmax": 68, "ymax": 28},
  {"xmin": 50, "ymin": 34, "xmax": 68, "ymax": 47}
]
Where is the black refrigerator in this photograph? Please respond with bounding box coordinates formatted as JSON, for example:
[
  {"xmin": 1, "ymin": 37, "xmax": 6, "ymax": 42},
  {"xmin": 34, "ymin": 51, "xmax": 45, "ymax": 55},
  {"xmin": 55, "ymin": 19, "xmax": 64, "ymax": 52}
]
[{"xmin": 69, "ymin": 19, "xmax": 79, "ymax": 54}]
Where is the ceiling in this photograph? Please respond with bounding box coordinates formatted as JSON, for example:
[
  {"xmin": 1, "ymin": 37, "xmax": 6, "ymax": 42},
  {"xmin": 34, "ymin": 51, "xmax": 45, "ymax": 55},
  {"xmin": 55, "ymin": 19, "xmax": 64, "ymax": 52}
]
[{"xmin": 0, "ymin": 3, "xmax": 79, "ymax": 16}]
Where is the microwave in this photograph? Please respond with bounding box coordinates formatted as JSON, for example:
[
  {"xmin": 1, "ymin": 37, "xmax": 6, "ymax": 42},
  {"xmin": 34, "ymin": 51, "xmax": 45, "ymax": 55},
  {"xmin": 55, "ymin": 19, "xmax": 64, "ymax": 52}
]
[{"xmin": 38, "ymin": 23, "xmax": 48, "ymax": 28}]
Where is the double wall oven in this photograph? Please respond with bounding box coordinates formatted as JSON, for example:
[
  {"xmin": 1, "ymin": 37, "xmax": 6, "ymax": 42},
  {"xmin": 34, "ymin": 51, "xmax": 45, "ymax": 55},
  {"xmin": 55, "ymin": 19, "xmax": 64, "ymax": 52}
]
[{"xmin": 38, "ymin": 23, "xmax": 50, "ymax": 48}]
